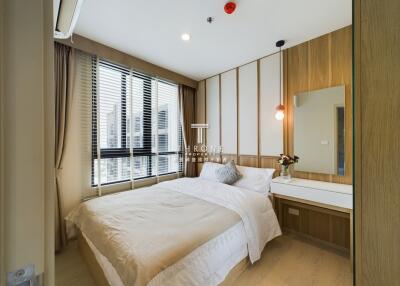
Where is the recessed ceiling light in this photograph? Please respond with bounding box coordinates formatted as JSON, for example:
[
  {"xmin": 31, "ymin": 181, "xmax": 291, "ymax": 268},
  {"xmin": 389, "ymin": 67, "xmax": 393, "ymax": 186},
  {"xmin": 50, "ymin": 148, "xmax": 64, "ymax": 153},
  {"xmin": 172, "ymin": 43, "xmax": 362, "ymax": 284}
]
[{"xmin": 181, "ymin": 33, "xmax": 191, "ymax": 41}]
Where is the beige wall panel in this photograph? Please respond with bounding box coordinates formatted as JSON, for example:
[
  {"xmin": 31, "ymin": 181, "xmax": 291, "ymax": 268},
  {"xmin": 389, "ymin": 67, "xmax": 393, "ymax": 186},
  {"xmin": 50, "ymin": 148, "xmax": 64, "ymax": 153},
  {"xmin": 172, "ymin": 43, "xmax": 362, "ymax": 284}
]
[
  {"xmin": 206, "ymin": 76, "xmax": 220, "ymax": 147},
  {"xmin": 259, "ymin": 54, "xmax": 283, "ymax": 156},
  {"xmin": 196, "ymin": 80, "xmax": 206, "ymax": 124},
  {"xmin": 3, "ymin": 0, "xmax": 54, "ymax": 277},
  {"xmin": 220, "ymin": 70, "xmax": 237, "ymax": 155},
  {"xmin": 238, "ymin": 62, "xmax": 258, "ymax": 155}
]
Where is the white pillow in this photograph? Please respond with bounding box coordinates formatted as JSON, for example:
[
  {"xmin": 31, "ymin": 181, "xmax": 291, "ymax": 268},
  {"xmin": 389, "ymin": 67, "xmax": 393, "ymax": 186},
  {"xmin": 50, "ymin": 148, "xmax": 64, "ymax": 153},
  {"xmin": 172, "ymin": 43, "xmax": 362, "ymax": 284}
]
[
  {"xmin": 199, "ymin": 162, "xmax": 224, "ymax": 182},
  {"xmin": 233, "ymin": 165, "xmax": 275, "ymax": 195}
]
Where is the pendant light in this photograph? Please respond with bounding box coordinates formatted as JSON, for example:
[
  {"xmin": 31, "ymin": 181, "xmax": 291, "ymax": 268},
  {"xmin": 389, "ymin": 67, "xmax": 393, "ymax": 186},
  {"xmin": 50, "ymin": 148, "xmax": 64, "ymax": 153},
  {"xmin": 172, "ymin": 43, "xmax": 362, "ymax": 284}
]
[{"xmin": 275, "ymin": 40, "xmax": 285, "ymax": 120}]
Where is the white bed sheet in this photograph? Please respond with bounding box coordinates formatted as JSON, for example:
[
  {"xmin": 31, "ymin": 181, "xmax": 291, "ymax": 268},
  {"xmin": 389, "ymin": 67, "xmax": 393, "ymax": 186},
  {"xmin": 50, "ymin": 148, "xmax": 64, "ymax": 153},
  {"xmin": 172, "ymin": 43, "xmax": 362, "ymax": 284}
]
[{"xmin": 85, "ymin": 221, "xmax": 248, "ymax": 286}]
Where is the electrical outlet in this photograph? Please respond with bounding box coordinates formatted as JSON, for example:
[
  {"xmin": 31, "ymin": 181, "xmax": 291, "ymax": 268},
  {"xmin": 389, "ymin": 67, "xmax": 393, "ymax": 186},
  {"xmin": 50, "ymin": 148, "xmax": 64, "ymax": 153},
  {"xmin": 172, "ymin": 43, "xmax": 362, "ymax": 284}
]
[
  {"xmin": 288, "ymin": 208, "xmax": 300, "ymax": 216},
  {"xmin": 7, "ymin": 265, "xmax": 37, "ymax": 286}
]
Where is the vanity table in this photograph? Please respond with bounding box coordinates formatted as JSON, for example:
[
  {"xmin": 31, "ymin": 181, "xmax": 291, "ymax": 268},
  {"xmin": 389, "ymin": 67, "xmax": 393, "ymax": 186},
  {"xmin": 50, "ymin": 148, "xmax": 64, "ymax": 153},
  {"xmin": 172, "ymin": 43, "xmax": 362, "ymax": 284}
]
[
  {"xmin": 271, "ymin": 177, "xmax": 353, "ymax": 262},
  {"xmin": 275, "ymin": 84, "xmax": 353, "ymax": 264}
]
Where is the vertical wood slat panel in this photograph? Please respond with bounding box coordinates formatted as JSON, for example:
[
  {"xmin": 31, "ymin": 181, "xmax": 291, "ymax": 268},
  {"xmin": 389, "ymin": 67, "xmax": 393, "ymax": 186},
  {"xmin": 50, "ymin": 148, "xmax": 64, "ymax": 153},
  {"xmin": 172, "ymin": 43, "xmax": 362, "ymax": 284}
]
[
  {"xmin": 354, "ymin": 1, "xmax": 362, "ymax": 280},
  {"xmin": 257, "ymin": 60, "xmax": 260, "ymax": 167},
  {"xmin": 285, "ymin": 26, "xmax": 352, "ymax": 184},
  {"xmin": 331, "ymin": 26, "xmax": 353, "ymax": 185},
  {"xmin": 236, "ymin": 68, "xmax": 239, "ymax": 164},
  {"xmin": 196, "ymin": 81, "xmax": 206, "ymax": 175},
  {"xmin": 308, "ymin": 34, "xmax": 330, "ymax": 90},
  {"xmin": 286, "ymin": 41, "xmax": 309, "ymax": 159}
]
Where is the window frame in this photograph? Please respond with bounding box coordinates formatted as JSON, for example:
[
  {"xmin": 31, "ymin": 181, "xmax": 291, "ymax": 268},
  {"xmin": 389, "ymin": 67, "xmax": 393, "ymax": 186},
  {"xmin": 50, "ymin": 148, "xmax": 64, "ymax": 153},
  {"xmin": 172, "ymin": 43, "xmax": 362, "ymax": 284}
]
[{"xmin": 91, "ymin": 58, "xmax": 183, "ymax": 187}]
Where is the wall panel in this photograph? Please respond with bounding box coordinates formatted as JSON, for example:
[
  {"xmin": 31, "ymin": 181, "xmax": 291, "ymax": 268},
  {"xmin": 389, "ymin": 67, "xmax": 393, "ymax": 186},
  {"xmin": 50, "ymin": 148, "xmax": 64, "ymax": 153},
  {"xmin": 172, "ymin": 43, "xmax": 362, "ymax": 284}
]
[
  {"xmin": 196, "ymin": 81, "xmax": 206, "ymax": 124},
  {"xmin": 285, "ymin": 26, "xmax": 352, "ymax": 184},
  {"xmin": 2, "ymin": 0, "xmax": 54, "ymax": 280},
  {"xmin": 196, "ymin": 26, "xmax": 352, "ymax": 184},
  {"xmin": 220, "ymin": 70, "xmax": 237, "ymax": 154},
  {"xmin": 205, "ymin": 76, "xmax": 220, "ymax": 147},
  {"xmin": 238, "ymin": 62, "xmax": 258, "ymax": 156},
  {"xmin": 260, "ymin": 54, "xmax": 283, "ymax": 156},
  {"xmin": 277, "ymin": 198, "xmax": 350, "ymax": 251},
  {"xmin": 355, "ymin": 0, "xmax": 400, "ymax": 283}
]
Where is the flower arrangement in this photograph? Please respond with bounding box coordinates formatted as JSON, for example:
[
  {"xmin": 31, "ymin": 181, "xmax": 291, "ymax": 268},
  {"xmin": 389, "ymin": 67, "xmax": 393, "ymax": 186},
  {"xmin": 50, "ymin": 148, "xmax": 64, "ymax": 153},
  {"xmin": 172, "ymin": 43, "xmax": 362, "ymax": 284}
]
[{"xmin": 277, "ymin": 154, "xmax": 299, "ymax": 166}]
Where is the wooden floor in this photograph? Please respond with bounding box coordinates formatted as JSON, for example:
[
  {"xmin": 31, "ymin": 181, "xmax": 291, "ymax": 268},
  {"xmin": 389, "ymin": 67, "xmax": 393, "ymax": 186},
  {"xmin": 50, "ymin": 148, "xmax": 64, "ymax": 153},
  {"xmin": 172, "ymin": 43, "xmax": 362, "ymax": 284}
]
[{"xmin": 56, "ymin": 234, "xmax": 352, "ymax": 286}]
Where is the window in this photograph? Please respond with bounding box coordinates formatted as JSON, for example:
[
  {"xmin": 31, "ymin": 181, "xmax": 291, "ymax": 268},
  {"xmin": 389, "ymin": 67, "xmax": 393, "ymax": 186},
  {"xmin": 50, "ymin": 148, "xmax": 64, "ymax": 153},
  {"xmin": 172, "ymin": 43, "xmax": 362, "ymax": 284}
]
[{"xmin": 92, "ymin": 58, "xmax": 182, "ymax": 186}]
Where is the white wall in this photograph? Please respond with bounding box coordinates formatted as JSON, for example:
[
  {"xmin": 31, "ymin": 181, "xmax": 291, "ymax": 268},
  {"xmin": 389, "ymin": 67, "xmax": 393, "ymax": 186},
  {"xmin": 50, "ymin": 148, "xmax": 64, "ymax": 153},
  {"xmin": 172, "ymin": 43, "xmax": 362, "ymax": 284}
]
[
  {"xmin": 260, "ymin": 54, "xmax": 283, "ymax": 155},
  {"xmin": 238, "ymin": 62, "xmax": 258, "ymax": 155},
  {"xmin": 220, "ymin": 70, "xmax": 237, "ymax": 154},
  {"xmin": 206, "ymin": 76, "xmax": 220, "ymax": 148},
  {"xmin": 196, "ymin": 81, "xmax": 206, "ymax": 124},
  {"xmin": 2, "ymin": 0, "xmax": 54, "ymax": 283}
]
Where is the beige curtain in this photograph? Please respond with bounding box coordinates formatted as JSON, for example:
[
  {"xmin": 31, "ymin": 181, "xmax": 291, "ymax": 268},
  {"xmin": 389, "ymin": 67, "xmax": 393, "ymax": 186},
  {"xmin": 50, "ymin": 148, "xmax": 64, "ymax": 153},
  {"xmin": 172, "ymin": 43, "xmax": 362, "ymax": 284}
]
[
  {"xmin": 179, "ymin": 85, "xmax": 197, "ymax": 177},
  {"xmin": 54, "ymin": 42, "xmax": 75, "ymax": 252}
]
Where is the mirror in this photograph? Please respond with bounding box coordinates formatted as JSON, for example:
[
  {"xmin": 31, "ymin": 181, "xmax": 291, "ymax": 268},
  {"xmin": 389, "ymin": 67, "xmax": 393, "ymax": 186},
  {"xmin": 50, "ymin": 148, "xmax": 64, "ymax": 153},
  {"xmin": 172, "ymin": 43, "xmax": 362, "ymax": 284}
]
[{"xmin": 294, "ymin": 85, "xmax": 345, "ymax": 176}]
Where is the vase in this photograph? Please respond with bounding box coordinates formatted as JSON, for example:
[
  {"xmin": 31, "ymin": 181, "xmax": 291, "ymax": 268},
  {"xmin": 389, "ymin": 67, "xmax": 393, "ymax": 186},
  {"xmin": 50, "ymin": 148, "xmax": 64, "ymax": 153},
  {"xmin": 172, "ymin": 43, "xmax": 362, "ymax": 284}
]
[{"xmin": 280, "ymin": 165, "xmax": 291, "ymax": 180}]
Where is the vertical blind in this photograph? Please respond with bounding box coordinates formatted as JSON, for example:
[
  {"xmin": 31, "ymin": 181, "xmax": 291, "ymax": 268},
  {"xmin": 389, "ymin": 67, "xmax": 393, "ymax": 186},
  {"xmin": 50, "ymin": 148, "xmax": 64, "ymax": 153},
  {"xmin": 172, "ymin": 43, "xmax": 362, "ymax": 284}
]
[{"xmin": 91, "ymin": 57, "xmax": 183, "ymax": 188}]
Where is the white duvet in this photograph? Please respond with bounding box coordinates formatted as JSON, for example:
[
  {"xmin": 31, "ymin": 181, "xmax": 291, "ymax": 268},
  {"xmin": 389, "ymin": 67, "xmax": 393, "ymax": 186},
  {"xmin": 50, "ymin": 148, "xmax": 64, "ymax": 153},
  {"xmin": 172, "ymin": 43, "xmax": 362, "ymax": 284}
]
[
  {"xmin": 67, "ymin": 177, "xmax": 281, "ymax": 285},
  {"xmin": 157, "ymin": 178, "xmax": 281, "ymax": 263}
]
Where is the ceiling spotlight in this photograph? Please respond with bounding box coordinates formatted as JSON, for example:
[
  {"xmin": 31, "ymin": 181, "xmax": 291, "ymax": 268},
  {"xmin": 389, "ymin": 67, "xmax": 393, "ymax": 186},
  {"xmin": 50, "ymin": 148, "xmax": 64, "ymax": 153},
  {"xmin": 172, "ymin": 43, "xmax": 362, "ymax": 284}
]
[{"xmin": 181, "ymin": 33, "xmax": 191, "ymax": 41}]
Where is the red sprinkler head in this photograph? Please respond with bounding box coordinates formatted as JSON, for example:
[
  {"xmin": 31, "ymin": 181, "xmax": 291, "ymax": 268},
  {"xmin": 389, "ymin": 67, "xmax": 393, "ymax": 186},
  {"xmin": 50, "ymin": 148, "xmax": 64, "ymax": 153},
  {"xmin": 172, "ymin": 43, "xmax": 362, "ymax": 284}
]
[{"xmin": 224, "ymin": 2, "xmax": 237, "ymax": 14}]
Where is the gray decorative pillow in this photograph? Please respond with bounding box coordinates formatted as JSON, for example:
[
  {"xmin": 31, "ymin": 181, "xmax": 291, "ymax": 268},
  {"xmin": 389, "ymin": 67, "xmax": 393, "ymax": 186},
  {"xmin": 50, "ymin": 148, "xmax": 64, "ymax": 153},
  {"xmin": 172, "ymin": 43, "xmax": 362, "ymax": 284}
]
[{"xmin": 215, "ymin": 160, "xmax": 242, "ymax": 185}]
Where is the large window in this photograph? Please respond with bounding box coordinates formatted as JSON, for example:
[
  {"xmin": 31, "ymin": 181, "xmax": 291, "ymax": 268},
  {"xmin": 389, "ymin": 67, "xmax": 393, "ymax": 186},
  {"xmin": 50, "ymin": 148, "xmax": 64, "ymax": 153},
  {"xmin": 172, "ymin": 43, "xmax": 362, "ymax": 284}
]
[{"xmin": 92, "ymin": 59, "xmax": 182, "ymax": 186}]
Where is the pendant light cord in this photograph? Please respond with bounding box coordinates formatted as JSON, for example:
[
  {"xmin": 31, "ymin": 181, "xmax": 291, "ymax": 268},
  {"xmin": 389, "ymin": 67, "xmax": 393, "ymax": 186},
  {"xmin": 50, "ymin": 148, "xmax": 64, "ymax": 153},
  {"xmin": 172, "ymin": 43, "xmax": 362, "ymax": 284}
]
[
  {"xmin": 275, "ymin": 40, "xmax": 285, "ymax": 106},
  {"xmin": 279, "ymin": 45, "xmax": 282, "ymax": 105}
]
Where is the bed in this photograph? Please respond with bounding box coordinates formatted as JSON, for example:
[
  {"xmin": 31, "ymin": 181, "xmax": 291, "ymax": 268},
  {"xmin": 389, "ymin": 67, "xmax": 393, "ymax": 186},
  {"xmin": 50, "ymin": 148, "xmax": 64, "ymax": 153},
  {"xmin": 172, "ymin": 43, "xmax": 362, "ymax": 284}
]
[{"xmin": 66, "ymin": 164, "xmax": 281, "ymax": 286}]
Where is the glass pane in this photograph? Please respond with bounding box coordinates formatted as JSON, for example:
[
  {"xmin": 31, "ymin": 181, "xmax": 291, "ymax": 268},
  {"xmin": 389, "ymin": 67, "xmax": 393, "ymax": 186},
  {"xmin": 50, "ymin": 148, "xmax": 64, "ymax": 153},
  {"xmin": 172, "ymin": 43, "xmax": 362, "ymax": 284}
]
[
  {"xmin": 132, "ymin": 76, "xmax": 145, "ymax": 149},
  {"xmin": 157, "ymin": 81, "xmax": 179, "ymax": 153},
  {"xmin": 132, "ymin": 155, "xmax": 152, "ymax": 179},
  {"xmin": 93, "ymin": 157, "xmax": 130, "ymax": 185},
  {"xmin": 98, "ymin": 65, "xmax": 124, "ymax": 149},
  {"xmin": 158, "ymin": 154, "xmax": 179, "ymax": 175}
]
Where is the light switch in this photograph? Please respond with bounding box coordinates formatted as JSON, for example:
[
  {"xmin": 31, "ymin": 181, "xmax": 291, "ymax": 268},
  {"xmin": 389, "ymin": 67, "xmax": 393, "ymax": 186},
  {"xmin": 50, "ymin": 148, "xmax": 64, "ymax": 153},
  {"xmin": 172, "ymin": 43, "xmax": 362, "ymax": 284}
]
[{"xmin": 320, "ymin": 140, "xmax": 329, "ymax": 145}]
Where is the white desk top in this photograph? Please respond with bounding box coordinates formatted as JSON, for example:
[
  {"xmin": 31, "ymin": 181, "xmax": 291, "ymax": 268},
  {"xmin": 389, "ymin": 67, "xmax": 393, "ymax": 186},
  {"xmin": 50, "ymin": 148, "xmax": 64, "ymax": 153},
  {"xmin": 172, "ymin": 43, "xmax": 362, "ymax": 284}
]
[
  {"xmin": 272, "ymin": 177, "xmax": 353, "ymax": 195},
  {"xmin": 271, "ymin": 177, "xmax": 353, "ymax": 210}
]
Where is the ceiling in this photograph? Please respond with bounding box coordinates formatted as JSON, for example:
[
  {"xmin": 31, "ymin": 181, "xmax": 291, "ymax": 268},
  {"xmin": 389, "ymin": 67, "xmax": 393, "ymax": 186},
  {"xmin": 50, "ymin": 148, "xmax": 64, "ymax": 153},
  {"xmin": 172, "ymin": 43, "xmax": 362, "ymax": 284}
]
[{"xmin": 75, "ymin": 0, "xmax": 352, "ymax": 81}]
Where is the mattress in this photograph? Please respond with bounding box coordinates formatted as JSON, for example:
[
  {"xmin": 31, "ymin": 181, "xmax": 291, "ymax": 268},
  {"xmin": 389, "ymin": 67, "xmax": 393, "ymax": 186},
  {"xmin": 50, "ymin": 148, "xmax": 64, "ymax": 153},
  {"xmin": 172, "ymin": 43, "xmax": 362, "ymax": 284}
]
[{"xmin": 84, "ymin": 221, "xmax": 248, "ymax": 286}]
